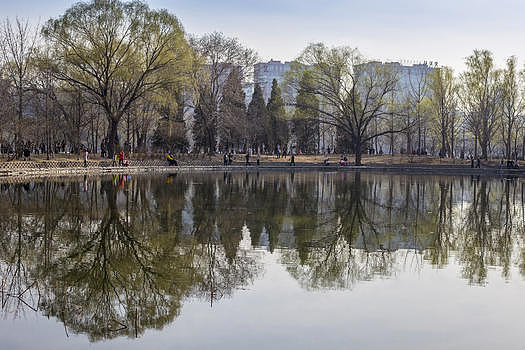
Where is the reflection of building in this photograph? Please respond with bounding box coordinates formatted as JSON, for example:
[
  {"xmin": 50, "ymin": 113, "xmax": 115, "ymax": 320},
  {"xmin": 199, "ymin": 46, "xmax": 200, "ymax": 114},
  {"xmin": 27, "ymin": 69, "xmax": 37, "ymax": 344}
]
[{"xmin": 254, "ymin": 59, "xmax": 292, "ymax": 102}]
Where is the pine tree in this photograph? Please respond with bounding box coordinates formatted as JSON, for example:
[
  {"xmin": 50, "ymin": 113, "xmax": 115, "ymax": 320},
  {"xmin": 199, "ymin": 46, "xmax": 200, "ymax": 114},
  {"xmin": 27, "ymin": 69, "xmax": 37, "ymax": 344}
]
[
  {"xmin": 246, "ymin": 83, "xmax": 267, "ymax": 151},
  {"xmin": 293, "ymin": 70, "xmax": 320, "ymax": 154},
  {"xmin": 219, "ymin": 68, "xmax": 246, "ymax": 152},
  {"xmin": 192, "ymin": 98, "xmax": 216, "ymax": 153},
  {"xmin": 266, "ymin": 79, "xmax": 288, "ymax": 153}
]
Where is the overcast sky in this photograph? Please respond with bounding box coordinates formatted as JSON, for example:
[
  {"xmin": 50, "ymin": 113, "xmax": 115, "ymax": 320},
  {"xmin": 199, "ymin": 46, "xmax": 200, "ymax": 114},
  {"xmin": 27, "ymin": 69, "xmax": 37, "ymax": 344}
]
[{"xmin": 3, "ymin": 0, "xmax": 525, "ymax": 72}]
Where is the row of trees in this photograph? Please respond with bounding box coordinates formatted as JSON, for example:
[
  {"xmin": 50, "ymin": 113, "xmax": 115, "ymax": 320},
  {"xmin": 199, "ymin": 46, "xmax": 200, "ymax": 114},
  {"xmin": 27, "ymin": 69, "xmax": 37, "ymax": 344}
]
[
  {"xmin": 0, "ymin": 1, "xmax": 195, "ymax": 158},
  {"xmin": 193, "ymin": 73, "xmax": 319, "ymax": 155},
  {"xmin": 0, "ymin": 1, "xmax": 256, "ymax": 158},
  {"xmin": 286, "ymin": 44, "xmax": 525, "ymax": 165},
  {"xmin": 2, "ymin": 0, "xmax": 525, "ymax": 163},
  {"xmin": 0, "ymin": 0, "xmax": 317, "ymax": 159}
]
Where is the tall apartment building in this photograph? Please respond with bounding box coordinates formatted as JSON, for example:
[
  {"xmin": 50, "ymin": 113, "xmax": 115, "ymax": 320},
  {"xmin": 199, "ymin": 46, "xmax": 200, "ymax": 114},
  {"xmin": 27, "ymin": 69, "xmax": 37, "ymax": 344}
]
[
  {"xmin": 358, "ymin": 61, "xmax": 436, "ymax": 97},
  {"xmin": 393, "ymin": 62, "xmax": 435, "ymax": 95},
  {"xmin": 253, "ymin": 59, "xmax": 292, "ymax": 102},
  {"xmin": 356, "ymin": 61, "xmax": 437, "ymax": 154},
  {"xmin": 252, "ymin": 59, "xmax": 342, "ymax": 153}
]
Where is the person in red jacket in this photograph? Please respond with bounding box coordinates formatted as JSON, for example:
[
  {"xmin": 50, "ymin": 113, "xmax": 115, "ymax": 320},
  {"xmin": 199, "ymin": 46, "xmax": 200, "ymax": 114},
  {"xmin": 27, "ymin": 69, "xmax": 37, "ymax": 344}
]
[{"xmin": 118, "ymin": 151, "xmax": 124, "ymax": 166}]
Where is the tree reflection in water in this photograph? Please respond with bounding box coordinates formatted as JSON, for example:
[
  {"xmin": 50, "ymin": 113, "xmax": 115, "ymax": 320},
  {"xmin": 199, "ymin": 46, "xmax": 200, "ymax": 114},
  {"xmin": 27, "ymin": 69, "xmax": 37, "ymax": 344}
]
[{"xmin": 1, "ymin": 172, "xmax": 525, "ymax": 340}]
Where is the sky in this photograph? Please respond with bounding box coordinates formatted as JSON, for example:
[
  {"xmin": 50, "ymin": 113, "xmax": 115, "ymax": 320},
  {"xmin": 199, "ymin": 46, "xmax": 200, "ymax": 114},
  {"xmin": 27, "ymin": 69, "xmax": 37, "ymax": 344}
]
[{"xmin": 3, "ymin": 0, "xmax": 525, "ymax": 72}]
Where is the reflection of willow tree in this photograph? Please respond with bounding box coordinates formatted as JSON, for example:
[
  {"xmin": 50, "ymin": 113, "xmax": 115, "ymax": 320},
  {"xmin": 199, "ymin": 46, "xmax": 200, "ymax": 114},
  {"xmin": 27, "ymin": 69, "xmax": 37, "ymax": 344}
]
[
  {"xmin": 0, "ymin": 175, "xmax": 263, "ymax": 340},
  {"xmin": 457, "ymin": 179, "xmax": 520, "ymax": 284},
  {"xmin": 38, "ymin": 180, "xmax": 196, "ymax": 341}
]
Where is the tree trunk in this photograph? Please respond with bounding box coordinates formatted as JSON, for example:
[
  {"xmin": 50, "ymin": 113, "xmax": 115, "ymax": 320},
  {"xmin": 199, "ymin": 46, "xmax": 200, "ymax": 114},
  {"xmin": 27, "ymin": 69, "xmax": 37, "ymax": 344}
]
[
  {"xmin": 481, "ymin": 139, "xmax": 488, "ymax": 160},
  {"xmin": 417, "ymin": 113, "xmax": 421, "ymax": 153},
  {"xmin": 474, "ymin": 133, "xmax": 478, "ymax": 158},
  {"xmin": 355, "ymin": 136, "xmax": 362, "ymax": 166},
  {"xmin": 108, "ymin": 119, "xmax": 119, "ymax": 157},
  {"xmin": 506, "ymin": 130, "xmax": 511, "ymax": 159}
]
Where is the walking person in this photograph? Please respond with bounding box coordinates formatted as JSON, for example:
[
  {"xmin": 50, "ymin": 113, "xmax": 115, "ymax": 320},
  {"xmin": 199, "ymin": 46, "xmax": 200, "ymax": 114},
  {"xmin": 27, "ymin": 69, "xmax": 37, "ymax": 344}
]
[
  {"xmin": 83, "ymin": 148, "xmax": 88, "ymax": 167},
  {"xmin": 290, "ymin": 153, "xmax": 295, "ymax": 166},
  {"xmin": 476, "ymin": 157, "xmax": 481, "ymax": 168},
  {"xmin": 257, "ymin": 153, "xmax": 260, "ymax": 167},
  {"xmin": 245, "ymin": 152, "xmax": 250, "ymax": 166},
  {"xmin": 23, "ymin": 147, "xmax": 30, "ymax": 161}
]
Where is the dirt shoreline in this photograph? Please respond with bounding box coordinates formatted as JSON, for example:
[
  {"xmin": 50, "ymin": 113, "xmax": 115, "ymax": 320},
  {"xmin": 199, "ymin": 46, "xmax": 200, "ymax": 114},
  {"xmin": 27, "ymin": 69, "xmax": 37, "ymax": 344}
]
[{"xmin": 0, "ymin": 163, "xmax": 524, "ymax": 182}]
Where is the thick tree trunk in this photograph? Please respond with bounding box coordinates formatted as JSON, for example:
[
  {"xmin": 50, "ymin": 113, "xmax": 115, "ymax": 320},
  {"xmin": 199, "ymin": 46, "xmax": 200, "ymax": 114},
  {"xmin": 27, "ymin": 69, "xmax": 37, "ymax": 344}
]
[
  {"xmin": 481, "ymin": 139, "xmax": 488, "ymax": 160},
  {"xmin": 355, "ymin": 137, "xmax": 362, "ymax": 166},
  {"xmin": 506, "ymin": 131, "xmax": 511, "ymax": 159},
  {"xmin": 441, "ymin": 128, "xmax": 446, "ymax": 157},
  {"xmin": 108, "ymin": 119, "xmax": 119, "ymax": 157},
  {"xmin": 417, "ymin": 114, "xmax": 421, "ymax": 154},
  {"xmin": 474, "ymin": 133, "xmax": 478, "ymax": 158}
]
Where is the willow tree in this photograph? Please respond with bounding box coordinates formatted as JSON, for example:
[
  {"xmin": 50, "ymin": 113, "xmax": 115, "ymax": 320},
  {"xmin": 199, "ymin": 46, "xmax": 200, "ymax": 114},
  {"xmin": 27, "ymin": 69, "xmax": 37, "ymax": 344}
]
[
  {"xmin": 460, "ymin": 50, "xmax": 501, "ymax": 159},
  {"xmin": 500, "ymin": 56, "xmax": 524, "ymax": 159},
  {"xmin": 287, "ymin": 43, "xmax": 399, "ymax": 165},
  {"xmin": 42, "ymin": 0, "xmax": 193, "ymax": 156}
]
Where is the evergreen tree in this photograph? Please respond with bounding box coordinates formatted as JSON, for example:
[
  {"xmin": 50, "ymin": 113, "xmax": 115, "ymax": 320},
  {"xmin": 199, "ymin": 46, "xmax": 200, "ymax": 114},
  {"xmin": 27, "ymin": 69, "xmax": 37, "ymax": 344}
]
[
  {"xmin": 192, "ymin": 97, "xmax": 216, "ymax": 153},
  {"xmin": 246, "ymin": 83, "xmax": 267, "ymax": 151},
  {"xmin": 266, "ymin": 79, "xmax": 288, "ymax": 153},
  {"xmin": 219, "ymin": 68, "xmax": 246, "ymax": 152},
  {"xmin": 293, "ymin": 71, "xmax": 320, "ymax": 154}
]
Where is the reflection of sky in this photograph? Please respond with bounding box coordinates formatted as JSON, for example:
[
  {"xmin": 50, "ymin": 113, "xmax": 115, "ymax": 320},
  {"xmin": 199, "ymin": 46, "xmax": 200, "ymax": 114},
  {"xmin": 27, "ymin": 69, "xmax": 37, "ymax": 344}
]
[{"xmin": 3, "ymin": 250, "xmax": 525, "ymax": 350}]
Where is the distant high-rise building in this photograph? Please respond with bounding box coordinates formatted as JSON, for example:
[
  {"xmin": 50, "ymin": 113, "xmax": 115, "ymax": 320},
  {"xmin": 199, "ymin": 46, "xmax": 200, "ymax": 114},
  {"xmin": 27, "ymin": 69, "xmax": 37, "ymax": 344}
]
[
  {"xmin": 357, "ymin": 61, "xmax": 436, "ymax": 98},
  {"xmin": 355, "ymin": 61, "xmax": 437, "ymax": 154},
  {"xmin": 253, "ymin": 59, "xmax": 292, "ymax": 102}
]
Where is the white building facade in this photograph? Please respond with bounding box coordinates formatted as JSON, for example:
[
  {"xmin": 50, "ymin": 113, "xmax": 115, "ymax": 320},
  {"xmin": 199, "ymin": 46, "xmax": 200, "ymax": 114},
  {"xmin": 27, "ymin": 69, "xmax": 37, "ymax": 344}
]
[{"xmin": 253, "ymin": 59, "xmax": 292, "ymax": 102}]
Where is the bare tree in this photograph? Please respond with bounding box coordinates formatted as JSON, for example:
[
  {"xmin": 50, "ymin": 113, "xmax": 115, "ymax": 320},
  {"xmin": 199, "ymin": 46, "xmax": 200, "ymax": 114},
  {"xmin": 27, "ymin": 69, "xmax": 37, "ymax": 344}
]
[
  {"xmin": 407, "ymin": 65, "xmax": 431, "ymax": 154},
  {"xmin": 190, "ymin": 32, "xmax": 257, "ymax": 153},
  {"xmin": 287, "ymin": 43, "xmax": 402, "ymax": 165},
  {"xmin": 1, "ymin": 17, "xmax": 40, "ymax": 151},
  {"xmin": 428, "ymin": 67, "xmax": 459, "ymax": 158},
  {"xmin": 500, "ymin": 56, "xmax": 525, "ymax": 159}
]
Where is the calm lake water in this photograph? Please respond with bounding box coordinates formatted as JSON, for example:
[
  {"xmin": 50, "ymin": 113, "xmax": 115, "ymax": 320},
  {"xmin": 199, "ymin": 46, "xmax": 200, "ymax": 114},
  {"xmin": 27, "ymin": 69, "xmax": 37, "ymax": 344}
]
[{"xmin": 1, "ymin": 171, "xmax": 525, "ymax": 349}]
